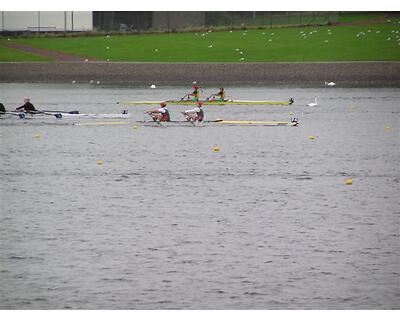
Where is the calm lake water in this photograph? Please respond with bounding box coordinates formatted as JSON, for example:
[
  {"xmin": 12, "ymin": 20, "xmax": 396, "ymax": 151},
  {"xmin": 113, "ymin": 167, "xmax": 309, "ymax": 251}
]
[{"xmin": 0, "ymin": 84, "xmax": 399, "ymax": 309}]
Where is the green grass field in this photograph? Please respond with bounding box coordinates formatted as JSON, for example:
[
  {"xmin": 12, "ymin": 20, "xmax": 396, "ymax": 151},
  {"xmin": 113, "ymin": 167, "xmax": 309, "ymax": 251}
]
[
  {"xmin": 1, "ymin": 20, "xmax": 399, "ymax": 62},
  {"xmin": 0, "ymin": 45, "xmax": 52, "ymax": 62}
]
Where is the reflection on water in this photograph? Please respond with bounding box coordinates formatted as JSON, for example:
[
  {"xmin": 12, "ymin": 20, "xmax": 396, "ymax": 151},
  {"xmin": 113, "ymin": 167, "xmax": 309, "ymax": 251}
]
[{"xmin": 0, "ymin": 84, "xmax": 399, "ymax": 309}]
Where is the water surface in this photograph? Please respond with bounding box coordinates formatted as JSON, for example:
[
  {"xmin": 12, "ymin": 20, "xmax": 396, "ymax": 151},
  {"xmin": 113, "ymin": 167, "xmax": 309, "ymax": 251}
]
[{"xmin": 0, "ymin": 84, "xmax": 399, "ymax": 309}]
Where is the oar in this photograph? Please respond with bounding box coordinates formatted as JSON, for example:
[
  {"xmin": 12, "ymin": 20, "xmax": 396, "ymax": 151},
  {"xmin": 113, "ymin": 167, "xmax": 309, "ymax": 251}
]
[
  {"xmin": 144, "ymin": 111, "xmax": 162, "ymax": 126},
  {"xmin": 181, "ymin": 111, "xmax": 198, "ymax": 126},
  {"xmin": 0, "ymin": 111, "xmax": 27, "ymax": 119},
  {"xmin": 41, "ymin": 110, "xmax": 80, "ymax": 114},
  {"xmin": 180, "ymin": 94, "xmax": 190, "ymax": 101},
  {"xmin": 30, "ymin": 110, "xmax": 64, "ymax": 118},
  {"xmin": 13, "ymin": 110, "xmax": 63, "ymax": 119}
]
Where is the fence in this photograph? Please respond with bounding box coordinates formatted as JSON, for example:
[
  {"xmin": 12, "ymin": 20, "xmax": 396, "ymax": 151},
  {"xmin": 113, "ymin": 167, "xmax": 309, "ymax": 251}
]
[
  {"xmin": 92, "ymin": 12, "xmax": 339, "ymax": 32},
  {"xmin": 204, "ymin": 12, "xmax": 339, "ymax": 28}
]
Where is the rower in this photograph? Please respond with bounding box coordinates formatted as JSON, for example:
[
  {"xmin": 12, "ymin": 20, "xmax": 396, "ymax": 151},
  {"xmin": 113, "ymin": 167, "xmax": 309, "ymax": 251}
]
[
  {"xmin": 182, "ymin": 85, "xmax": 200, "ymax": 101},
  {"xmin": 16, "ymin": 97, "xmax": 36, "ymax": 113},
  {"xmin": 181, "ymin": 101, "xmax": 204, "ymax": 122},
  {"xmin": 208, "ymin": 88, "xmax": 226, "ymax": 101},
  {"xmin": 0, "ymin": 103, "xmax": 5, "ymax": 114},
  {"xmin": 145, "ymin": 102, "xmax": 170, "ymax": 122}
]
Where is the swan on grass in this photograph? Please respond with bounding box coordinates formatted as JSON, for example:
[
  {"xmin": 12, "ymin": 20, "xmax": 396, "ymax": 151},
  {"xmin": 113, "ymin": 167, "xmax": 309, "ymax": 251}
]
[{"xmin": 307, "ymin": 97, "xmax": 318, "ymax": 107}]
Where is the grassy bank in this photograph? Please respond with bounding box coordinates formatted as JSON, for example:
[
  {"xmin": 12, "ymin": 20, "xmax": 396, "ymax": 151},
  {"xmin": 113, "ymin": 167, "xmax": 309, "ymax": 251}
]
[
  {"xmin": 1, "ymin": 20, "xmax": 399, "ymax": 62},
  {"xmin": 0, "ymin": 45, "xmax": 52, "ymax": 62}
]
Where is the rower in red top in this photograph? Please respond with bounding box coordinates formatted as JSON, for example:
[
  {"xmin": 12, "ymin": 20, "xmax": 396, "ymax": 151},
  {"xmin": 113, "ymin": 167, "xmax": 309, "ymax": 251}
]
[
  {"xmin": 181, "ymin": 101, "xmax": 204, "ymax": 122},
  {"xmin": 182, "ymin": 85, "xmax": 200, "ymax": 101},
  {"xmin": 145, "ymin": 102, "xmax": 170, "ymax": 122}
]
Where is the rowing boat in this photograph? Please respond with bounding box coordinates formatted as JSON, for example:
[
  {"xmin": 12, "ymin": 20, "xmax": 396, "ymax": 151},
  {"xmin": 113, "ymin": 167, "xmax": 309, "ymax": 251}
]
[
  {"xmin": 214, "ymin": 120, "xmax": 298, "ymax": 126},
  {"xmin": 136, "ymin": 119, "xmax": 299, "ymax": 126},
  {"xmin": 55, "ymin": 113, "xmax": 130, "ymax": 119},
  {"xmin": 1, "ymin": 111, "xmax": 131, "ymax": 119},
  {"xmin": 0, "ymin": 118, "xmax": 298, "ymax": 126},
  {"xmin": 118, "ymin": 99, "xmax": 294, "ymax": 106}
]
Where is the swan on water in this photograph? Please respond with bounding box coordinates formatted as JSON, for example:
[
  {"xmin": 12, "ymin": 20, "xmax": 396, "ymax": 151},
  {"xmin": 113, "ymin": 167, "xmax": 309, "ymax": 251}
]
[
  {"xmin": 307, "ymin": 97, "xmax": 318, "ymax": 107},
  {"xmin": 325, "ymin": 81, "xmax": 336, "ymax": 86}
]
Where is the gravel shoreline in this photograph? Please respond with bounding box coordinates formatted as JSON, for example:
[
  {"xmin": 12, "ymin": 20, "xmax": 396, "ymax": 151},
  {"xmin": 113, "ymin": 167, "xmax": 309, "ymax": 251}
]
[{"xmin": 1, "ymin": 62, "xmax": 399, "ymax": 86}]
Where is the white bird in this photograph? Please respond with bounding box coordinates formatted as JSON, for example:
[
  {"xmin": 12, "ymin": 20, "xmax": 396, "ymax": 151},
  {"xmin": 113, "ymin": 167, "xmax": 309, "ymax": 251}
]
[
  {"xmin": 325, "ymin": 81, "xmax": 336, "ymax": 86},
  {"xmin": 150, "ymin": 84, "xmax": 156, "ymax": 89},
  {"xmin": 307, "ymin": 97, "xmax": 318, "ymax": 107}
]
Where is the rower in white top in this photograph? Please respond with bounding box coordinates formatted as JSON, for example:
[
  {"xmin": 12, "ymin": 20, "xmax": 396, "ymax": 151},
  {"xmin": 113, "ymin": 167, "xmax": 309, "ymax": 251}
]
[
  {"xmin": 145, "ymin": 102, "xmax": 170, "ymax": 122},
  {"xmin": 181, "ymin": 101, "xmax": 204, "ymax": 123}
]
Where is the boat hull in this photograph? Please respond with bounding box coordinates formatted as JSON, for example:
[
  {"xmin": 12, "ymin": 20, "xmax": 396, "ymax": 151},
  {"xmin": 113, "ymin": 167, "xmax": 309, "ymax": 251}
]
[
  {"xmin": 119, "ymin": 100, "xmax": 293, "ymax": 106},
  {"xmin": 135, "ymin": 120, "xmax": 299, "ymax": 126}
]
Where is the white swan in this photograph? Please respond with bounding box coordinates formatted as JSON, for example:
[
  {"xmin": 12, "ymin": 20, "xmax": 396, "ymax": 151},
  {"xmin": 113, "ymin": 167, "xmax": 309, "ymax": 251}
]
[
  {"xmin": 307, "ymin": 97, "xmax": 318, "ymax": 107},
  {"xmin": 325, "ymin": 81, "xmax": 336, "ymax": 86}
]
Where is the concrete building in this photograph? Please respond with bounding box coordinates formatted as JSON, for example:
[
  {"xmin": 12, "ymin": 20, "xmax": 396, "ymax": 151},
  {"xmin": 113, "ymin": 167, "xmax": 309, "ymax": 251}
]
[{"xmin": 0, "ymin": 11, "xmax": 93, "ymax": 32}]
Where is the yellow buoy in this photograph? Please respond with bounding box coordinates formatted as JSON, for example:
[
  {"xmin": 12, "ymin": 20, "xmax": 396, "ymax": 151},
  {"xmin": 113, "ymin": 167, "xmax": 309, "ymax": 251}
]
[
  {"xmin": 289, "ymin": 112, "xmax": 294, "ymax": 115},
  {"xmin": 344, "ymin": 178, "xmax": 353, "ymax": 185},
  {"xmin": 97, "ymin": 160, "xmax": 104, "ymax": 165},
  {"xmin": 384, "ymin": 126, "xmax": 392, "ymax": 131},
  {"xmin": 34, "ymin": 133, "xmax": 40, "ymax": 139},
  {"xmin": 212, "ymin": 146, "xmax": 220, "ymax": 152},
  {"xmin": 308, "ymin": 136, "xmax": 316, "ymax": 140},
  {"xmin": 132, "ymin": 125, "xmax": 139, "ymax": 129}
]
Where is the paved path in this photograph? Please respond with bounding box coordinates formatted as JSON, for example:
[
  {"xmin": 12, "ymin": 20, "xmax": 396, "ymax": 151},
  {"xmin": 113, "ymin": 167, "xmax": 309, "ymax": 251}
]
[{"xmin": 1, "ymin": 62, "xmax": 399, "ymax": 86}]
